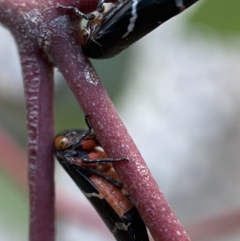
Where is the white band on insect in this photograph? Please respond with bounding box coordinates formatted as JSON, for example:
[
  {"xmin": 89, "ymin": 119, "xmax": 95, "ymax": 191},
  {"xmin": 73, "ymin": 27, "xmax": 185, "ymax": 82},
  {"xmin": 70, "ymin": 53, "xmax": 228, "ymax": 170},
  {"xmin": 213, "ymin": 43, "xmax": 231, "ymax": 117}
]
[{"xmin": 122, "ymin": 0, "xmax": 139, "ymax": 39}]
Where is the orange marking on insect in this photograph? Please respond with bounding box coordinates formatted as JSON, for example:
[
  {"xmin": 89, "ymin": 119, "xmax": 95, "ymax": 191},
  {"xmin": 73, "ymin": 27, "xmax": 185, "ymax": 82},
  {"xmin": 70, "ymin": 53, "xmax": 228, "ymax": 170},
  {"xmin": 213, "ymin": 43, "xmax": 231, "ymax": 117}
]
[
  {"xmin": 80, "ymin": 137, "xmax": 98, "ymax": 150},
  {"xmin": 90, "ymin": 175, "xmax": 133, "ymax": 216}
]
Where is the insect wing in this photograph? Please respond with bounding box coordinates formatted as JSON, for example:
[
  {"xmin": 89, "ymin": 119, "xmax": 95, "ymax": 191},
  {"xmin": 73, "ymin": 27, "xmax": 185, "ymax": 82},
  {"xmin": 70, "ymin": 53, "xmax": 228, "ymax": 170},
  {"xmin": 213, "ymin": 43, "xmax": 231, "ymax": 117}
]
[
  {"xmin": 57, "ymin": 156, "xmax": 146, "ymax": 241},
  {"xmin": 122, "ymin": 207, "xmax": 150, "ymax": 241},
  {"xmin": 84, "ymin": 0, "xmax": 198, "ymax": 58}
]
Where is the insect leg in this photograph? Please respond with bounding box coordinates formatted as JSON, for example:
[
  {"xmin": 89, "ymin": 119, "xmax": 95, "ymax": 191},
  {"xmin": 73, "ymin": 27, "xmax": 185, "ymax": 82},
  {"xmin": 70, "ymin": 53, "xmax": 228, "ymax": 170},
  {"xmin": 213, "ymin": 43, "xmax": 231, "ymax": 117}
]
[
  {"xmin": 57, "ymin": 3, "xmax": 95, "ymax": 20},
  {"xmin": 71, "ymin": 114, "xmax": 92, "ymax": 148},
  {"xmin": 97, "ymin": 0, "xmax": 105, "ymax": 12},
  {"xmin": 81, "ymin": 157, "xmax": 129, "ymax": 164},
  {"xmin": 84, "ymin": 114, "xmax": 92, "ymax": 131},
  {"xmin": 97, "ymin": 0, "xmax": 115, "ymax": 15}
]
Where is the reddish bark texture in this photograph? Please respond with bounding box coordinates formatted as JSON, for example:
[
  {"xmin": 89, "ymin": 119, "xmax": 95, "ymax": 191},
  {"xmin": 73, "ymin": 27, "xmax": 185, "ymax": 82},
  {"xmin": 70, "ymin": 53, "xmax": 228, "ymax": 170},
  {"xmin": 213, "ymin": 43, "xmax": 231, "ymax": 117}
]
[
  {"xmin": 0, "ymin": 0, "xmax": 196, "ymax": 241},
  {"xmin": 49, "ymin": 9, "xmax": 191, "ymax": 241},
  {"xmin": 0, "ymin": 1, "xmax": 56, "ymax": 241}
]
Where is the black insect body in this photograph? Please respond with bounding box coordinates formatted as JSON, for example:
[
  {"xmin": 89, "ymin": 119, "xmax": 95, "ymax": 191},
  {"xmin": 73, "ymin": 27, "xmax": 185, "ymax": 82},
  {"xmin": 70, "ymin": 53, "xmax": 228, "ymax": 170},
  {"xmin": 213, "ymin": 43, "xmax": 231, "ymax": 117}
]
[
  {"xmin": 54, "ymin": 117, "xmax": 149, "ymax": 241},
  {"xmin": 57, "ymin": 0, "xmax": 198, "ymax": 58}
]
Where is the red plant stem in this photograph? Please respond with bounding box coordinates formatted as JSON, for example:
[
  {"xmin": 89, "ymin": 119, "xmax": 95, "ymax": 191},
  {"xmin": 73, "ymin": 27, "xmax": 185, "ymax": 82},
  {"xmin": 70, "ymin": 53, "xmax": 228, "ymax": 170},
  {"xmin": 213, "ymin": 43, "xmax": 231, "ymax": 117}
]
[
  {"xmin": 50, "ymin": 12, "xmax": 191, "ymax": 241},
  {"xmin": 1, "ymin": 7, "xmax": 54, "ymax": 241},
  {"xmin": 23, "ymin": 53, "xmax": 54, "ymax": 241},
  {"xmin": 1, "ymin": 1, "xmax": 55, "ymax": 240},
  {"xmin": 20, "ymin": 50, "xmax": 54, "ymax": 240}
]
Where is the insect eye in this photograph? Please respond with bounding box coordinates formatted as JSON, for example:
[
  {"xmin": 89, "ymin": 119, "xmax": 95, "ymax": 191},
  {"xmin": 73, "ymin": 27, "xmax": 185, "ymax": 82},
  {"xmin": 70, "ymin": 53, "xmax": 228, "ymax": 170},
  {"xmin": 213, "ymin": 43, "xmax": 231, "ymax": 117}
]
[{"xmin": 55, "ymin": 135, "xmax": 69, "ymax": 150}]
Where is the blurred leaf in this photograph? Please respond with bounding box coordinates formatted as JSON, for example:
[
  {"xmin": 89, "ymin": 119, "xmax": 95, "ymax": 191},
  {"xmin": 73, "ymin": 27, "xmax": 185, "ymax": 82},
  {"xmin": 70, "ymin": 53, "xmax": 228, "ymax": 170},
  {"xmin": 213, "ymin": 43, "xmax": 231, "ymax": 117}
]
[
  {"xmin": 191, "ymin": 0, "xmax": 240, "ymax": 35},
  {"xmin": 91, "ymin": 50, "xmax": 129, "ymax": 100},
  {"xmin": 0, "ymin": 98, "xmax": 27, "ymax": 148},
  {"xmin": 0, "ymin": 169, "xmax": 28, "ymax": 240},
  {"xmin": 55, "ymin": 51, "xmax": 129, "ymax": 132}
]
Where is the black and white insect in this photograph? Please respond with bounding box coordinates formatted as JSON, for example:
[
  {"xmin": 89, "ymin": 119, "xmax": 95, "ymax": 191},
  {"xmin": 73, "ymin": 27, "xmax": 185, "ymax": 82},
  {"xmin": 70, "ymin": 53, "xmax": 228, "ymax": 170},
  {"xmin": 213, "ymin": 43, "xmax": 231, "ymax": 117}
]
[
  {"xmin": 54, "ymin": 115, "xmax": 149, "ymax": 241},
  {"xmin": 57, "ymin": 0, "xmax": 198, "ymax": 59}
]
